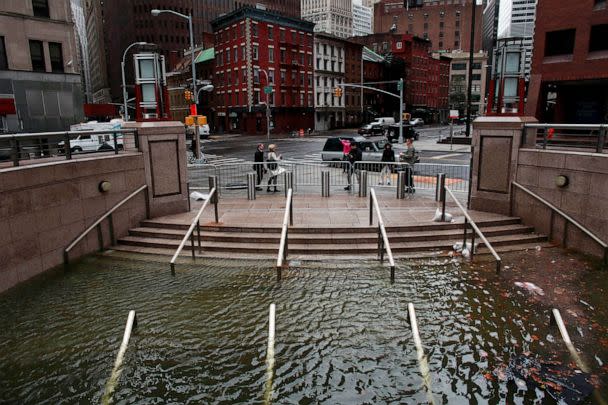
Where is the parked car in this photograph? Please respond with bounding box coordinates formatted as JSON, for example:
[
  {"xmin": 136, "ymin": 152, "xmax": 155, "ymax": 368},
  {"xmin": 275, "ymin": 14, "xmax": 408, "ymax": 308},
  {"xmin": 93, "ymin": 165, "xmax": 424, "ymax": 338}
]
[
  {"xmin": 357, "ymin": 123, "xmax": 384, "ymax": 136},
  {"xmin": 58, "ymin": 133, "xmax": 123, "ymax": 153},
  {"xmin": 321, "ymin": 136, "xmax": 385, "ymax": 162},
  {"xmin": 186, "ymin": 123, "xmax": 210, "ymax": 139},
  {"xmin": 386, "ymin": 124, "xmax": 419, "ymax": 143},
  {"xmin": 409, "ymin": 118, "xmax": 425, "ymax": 126}
]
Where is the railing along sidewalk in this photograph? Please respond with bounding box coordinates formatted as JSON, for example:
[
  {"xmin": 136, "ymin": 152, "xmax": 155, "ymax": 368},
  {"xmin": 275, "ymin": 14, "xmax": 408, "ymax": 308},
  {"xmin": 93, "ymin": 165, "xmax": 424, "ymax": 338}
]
[
  {"xmin": 511, "ymin": 181, "xmax": 608, "ymax": 265},
  {"xmin": 276, "ymin": 188, "xmax": 294, "ymax": 281},
  {"xmin": 170, "ymin": 187, "xmax": 218, "ymax": 274},
  {"xmin": 522, "ymin": 123, "xmax": 607, "ymax": 153},
  {"xmin": 0, "ymin": 128, "xmax": 140, "ymax": 167},
  {"xmin": 441, "ymin": 186, "xmax": 502, "ymax": 273},
  {"xmin": 64, "ymin": 184, "xmax": 149, "ymax": 266},
  {"xmin": 369, "ymin": 188, "xmax": 396, "ymax": 280}
]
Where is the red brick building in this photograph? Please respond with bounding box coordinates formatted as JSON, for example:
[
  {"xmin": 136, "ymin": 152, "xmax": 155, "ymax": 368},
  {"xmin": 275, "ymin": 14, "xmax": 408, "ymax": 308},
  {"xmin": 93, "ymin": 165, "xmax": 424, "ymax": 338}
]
[
  {"xmin": 344, "ymin": 41, "xmax": 363, "ymax": 126},
  {"xmin": 211, "ymin": 7, "xmax": 315, "ymax": 134},
  {"xmin": 373, "ymin": 0, "xmax": 483, "ymax": 53},
  {"xmin": 351, "ymin": 33, "xmax": 450, "ymax": 121},
  {"xmin": 525, "ymin": 0, "xmax": 608, "ymax": 123}
]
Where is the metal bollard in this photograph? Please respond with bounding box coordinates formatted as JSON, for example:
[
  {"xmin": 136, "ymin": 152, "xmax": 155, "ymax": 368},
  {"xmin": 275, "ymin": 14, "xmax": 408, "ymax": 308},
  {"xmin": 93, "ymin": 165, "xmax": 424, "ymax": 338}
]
[
  {"xmin": 435, "ymin": 173, "xmax": 446, "ymax": 202},
  {"xmin": 321, "ymin": 170, "xmax": 330, "ymax": 197},
  {"xmin": 208, "ymin": 175, "xmax": 219, "ymax": 222},
  {"xmin": 284, "ymin": 171, "xmax": 293, "ymax": 197},
  {"xmin": 359, "ymin": 170, "xmax": 368, "ymax": 197},
  {"xmin": 247, "ymin": 172, "xmax": 256, "ymax": 200},
  {"xmin": 396, "ymin": 171, "xmax": 406, "ymax": 199}
]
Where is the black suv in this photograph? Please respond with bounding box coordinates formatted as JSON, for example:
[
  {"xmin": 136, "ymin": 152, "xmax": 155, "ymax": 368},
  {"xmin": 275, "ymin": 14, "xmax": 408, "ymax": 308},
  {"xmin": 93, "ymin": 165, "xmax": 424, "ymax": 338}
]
[{"xmin": 386, "ymin": 124, "xmax": 419, "ymax": 143}]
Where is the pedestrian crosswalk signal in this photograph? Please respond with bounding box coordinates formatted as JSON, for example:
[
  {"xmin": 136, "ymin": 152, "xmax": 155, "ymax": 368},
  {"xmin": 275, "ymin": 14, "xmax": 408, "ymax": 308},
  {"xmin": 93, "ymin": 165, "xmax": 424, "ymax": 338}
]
[{"xmin": 334, "ymin": 87, "xmax": 343, "ymax": 97}]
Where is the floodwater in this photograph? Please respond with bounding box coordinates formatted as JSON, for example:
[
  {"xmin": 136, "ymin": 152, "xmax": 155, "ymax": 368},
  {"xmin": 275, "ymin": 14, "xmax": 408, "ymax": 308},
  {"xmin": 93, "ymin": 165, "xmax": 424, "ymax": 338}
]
[{"xmin": 0, "ymin": 252, "xmax": 606, "ymax": 404}]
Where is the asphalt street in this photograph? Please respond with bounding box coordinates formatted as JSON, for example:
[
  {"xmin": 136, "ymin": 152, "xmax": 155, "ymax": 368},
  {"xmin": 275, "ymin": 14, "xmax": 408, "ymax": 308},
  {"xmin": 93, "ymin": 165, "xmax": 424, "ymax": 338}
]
[{"xmin": 198, "ymin": 124, "xmax": 472, "ymax": 167}]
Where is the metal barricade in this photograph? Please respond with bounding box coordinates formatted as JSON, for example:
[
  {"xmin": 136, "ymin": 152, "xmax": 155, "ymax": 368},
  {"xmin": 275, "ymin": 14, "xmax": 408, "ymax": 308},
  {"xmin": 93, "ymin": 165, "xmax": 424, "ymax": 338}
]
[
  {"xmin": 359, "ymin": 170, "xmax": 368, "ymax": 197},
  {"xmin": 321, "ymin": 170, "xmax": 330, "ymax": 197},
  {"xmin": 247, "ymin": 172, "xmax": 256, "ymax": 200}
]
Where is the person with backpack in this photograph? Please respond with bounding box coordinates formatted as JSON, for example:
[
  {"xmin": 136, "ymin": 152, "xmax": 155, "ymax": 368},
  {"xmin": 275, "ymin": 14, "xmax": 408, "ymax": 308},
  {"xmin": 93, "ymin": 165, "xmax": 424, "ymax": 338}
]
[
  {"xmin": 253, "ymin": 143, "xmax": 266, "ymax": 191},
  {"xmin": 344, "ymin": 142, "xmax": 362, "ymax": 191},
  {"xmin": 379, "ymin": 143, "xmax": 395, "ymax": 185},
  {"xmin": 265, "ymin": 144, "xmax": 284, "ymax": 192},
  {"xmin": 400, "ymin": 138, "xmax": 419, "ymax": 193}
]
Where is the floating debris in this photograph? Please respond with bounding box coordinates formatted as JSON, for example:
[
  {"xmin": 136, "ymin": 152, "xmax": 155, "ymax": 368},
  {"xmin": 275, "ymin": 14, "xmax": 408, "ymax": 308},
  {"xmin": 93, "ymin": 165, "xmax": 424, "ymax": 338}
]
[
  {"xmin": 579, "ymin": 300, "xmax": 594, "ymax": 310},
  {"xmin": 514, "ymin": 281, "xmax": 545, "ymax": 296},
  {"xmin": 289, "ymin": 260, "xmax": 301, "ymax": 266}
]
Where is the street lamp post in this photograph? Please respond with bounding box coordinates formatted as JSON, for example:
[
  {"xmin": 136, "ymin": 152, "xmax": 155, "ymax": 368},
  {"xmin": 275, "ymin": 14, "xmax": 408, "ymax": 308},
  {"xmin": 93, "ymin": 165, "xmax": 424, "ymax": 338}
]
[
  {"xmin": 151, "ymin": 9, "xmax": 196, "ymax": 110},
  {"xmin": 465, "ymin": 0, "xmax": 477, "ymax": 137},
  {"xmin": 121, "ymin": 41, "xmax": 149, "ymax": 121},
  {"xmin": 259, "ymin": 69, "xmax": 271, "ymax": 140}
]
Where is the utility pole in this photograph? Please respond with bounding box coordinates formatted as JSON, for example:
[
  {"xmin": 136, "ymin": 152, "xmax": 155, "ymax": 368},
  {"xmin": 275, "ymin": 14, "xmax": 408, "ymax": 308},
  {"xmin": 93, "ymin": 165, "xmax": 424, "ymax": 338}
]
[
  {"xmin": 465, "ymin": 0, "xmax": 477, "ymax": 137},
  {"xmin": 398, "ymin": 78, "xmax": 404, "ymax": 144}
]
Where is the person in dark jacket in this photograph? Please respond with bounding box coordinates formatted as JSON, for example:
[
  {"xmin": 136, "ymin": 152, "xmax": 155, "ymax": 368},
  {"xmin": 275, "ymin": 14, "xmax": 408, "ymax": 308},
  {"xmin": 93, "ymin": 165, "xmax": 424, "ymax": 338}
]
[
  {"xmin": 253, "ymin": 143, "xmax": 265, "ymax": 191},
  {"xmin": 344, "ymin": 142, "xmax": 363, "ymax": 191},
  {"xmin": 379, "ymin": 143, "xmax": 395, "ymax": 185}
]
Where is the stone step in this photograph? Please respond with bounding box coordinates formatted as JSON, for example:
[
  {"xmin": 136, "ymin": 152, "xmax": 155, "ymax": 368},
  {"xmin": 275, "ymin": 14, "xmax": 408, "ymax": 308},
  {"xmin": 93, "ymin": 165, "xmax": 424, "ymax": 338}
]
[
  {"xmin": 109, "ymin": 241, "xmax": 555, "ymax": 261},
  {"xmin": 128, "ymin": 224, "xmax": 535, "ymax": 244},
  {"xmin": 139, "ymin": 216, "xmax": 523, "ymax": 233},
  {"xmin": 117, "ymin": 232, "xmax": 547, "ymax": 255}
]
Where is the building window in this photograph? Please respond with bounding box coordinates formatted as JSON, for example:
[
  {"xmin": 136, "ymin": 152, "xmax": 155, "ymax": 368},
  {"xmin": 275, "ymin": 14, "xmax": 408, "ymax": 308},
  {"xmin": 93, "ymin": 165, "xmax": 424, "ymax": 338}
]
[
  {"xmin": 252, "ymin": 24, "xmax": 258, "ymax": 37},
  {"xmin": 280, "ymin": 49, "xmax": 285, "ymax": 63},
  {"xmin": 234, "ymin": 48, "xmax": 238, "ymax": 63},
  {"xmin": 589, "ymin": 24, "xmax": 608, "ymax": 52},
  {"xmin": 32, "ymin": 0, "xmax": 50, "ymax": 18},
  {"xmin": 472, "ymin": 62, "xmax": 482, "ymax": 70},
  {"xmin": 545, "ymin": 29, "xmax": 576, "ymax": 56},
  {"xmin": 423, "ymin": 22, "xmax": 428, "ymax": 30},
  {"xmin": 280, "ymin": 70, "xmax": 285, "ymax": 84},
  {"xmin": 0, "ymin": 37, "xmax": 8, "ymax": 70},
  {"xmin": 253, "ymin": 45, "xmax": 258, "ymax": 60},
  {"xmin": 268, "ymin": 27, "xmax": 274, "ymax": 40},
  {"xmin": 49, "ymin": 42, "xmax": 63, "ymax": 72},
  {"xmin": 226, "ymin": 48, "xmax": 230, "ymax": 64},
  {"xmin": 268, "ymin": 69, "xmax": 274, "ymax": 83},
  {"xmin": 29, "ymin": 40, "xmax": 46, "ymax": 71},
  {"xmin": 269, "ymin": 47, "xmax": 274, "ymax": 62},
  {"xmin": 280, "ymin": 29, "xmax": 285, "ymax": 42},
  {"xmin": 471, "ymin": 74, "xmax": 481, "ymax": 81},
  {"xmin": 454, "ymin": 40, "xmax": 460, "ymax": 48},
  {"xmin": 254, "ymin": 68, "xmax": 260, "ymax": 83}
]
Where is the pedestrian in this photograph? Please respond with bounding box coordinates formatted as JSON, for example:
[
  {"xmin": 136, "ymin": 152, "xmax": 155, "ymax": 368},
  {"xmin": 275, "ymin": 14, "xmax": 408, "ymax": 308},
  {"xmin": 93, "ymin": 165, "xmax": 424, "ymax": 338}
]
[
  {"xmin": 344, "ymin": 142, "xmax": 362, "ymax": 191},
  {"xmin": 253, "ymin": 143, "xmax": 266, "ymax": 191},
  {"xmin": 379, "ymin": 143, "xmax": 395, "ymax": 185},
  {"xmin": 340, "ymin": 138, "xmax": 351, "ymax": 172},
  {"xmin": 400, "ymin": 137, "xmax": 419, "ymax": 193},
  {"xmin": 265, "ymin": 144, "xmax": 284, "ymax": 192}
]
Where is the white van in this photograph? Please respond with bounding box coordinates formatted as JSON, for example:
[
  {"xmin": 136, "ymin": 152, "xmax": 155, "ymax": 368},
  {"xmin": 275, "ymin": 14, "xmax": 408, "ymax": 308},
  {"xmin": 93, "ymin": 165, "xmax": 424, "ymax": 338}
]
[
  {"xmin": 59, "ymin": 120, "xmax": 124, "ymax": 153},
  {"xmin": 371, "ymin": 117, "xmax": 396, "ymax": 126}
]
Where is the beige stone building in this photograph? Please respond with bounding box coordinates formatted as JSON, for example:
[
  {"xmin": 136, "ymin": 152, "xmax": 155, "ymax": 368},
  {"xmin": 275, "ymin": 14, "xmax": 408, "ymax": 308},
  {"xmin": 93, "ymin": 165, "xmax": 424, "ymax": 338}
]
[{"xmin": 0, "ymin": 0, "xmax": 83, "ymax": 132}]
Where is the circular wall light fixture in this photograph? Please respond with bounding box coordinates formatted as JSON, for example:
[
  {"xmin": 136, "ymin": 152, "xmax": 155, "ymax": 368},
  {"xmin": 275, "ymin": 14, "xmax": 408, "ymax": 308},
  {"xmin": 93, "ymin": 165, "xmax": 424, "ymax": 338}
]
[
  {"xmin": 99, "ymin": 180, "xmax": 112, "ymax": 193},
  {"xmin": 555, "ymin": 175, "xmax": 569, "ymax": 188}
]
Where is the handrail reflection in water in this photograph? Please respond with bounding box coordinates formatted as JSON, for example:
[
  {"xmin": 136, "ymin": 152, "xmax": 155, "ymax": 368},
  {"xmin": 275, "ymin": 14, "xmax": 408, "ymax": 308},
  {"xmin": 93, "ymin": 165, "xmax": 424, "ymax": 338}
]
[
  {"xmin": 408, "ymin": 303, "xmax": 435, "ymax": 405},
  {"xmin": 264, "ymin": 303, "xmax": 276, "ymax": 405},
  {"xmin": 369, "ymin": 188, "xmax": 396, "ymax": 280},
  {"xmin": 102, "ymin": 310, "xmax": 137, "ymax": 405}
]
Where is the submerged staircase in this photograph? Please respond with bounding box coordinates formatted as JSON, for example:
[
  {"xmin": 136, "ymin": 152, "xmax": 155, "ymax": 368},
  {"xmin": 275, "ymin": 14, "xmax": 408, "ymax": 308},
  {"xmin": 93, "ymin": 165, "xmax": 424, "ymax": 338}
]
[{"xmin": 112, "ymin": 216, "xmax": 551, "ymax": 260}]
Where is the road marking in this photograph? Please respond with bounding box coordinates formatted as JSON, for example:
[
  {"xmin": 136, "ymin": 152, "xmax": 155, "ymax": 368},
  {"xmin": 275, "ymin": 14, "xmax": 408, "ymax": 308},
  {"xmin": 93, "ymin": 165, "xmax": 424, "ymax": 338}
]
[{"xmin": 429, "ymin": 153, "xmax": 463, "ymax": 160}]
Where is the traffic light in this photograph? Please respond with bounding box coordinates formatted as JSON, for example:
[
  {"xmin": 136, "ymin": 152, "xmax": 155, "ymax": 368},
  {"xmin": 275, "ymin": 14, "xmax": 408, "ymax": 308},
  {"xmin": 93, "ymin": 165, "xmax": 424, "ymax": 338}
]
[
  {"xmin": 397, "ymin": 80, "xmax": 403, "ymax": 91},
  {"xmin": 184, "ymin": 90, "xmax": 192, "ymax": 101},
  {"xmin": 334, "ymin": 87, "xmax": 343, "ymax": 97}
]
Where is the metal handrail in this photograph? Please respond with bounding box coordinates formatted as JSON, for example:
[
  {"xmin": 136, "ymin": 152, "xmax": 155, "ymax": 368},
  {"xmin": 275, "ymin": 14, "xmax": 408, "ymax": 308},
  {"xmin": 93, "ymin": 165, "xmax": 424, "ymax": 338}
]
[
  {"xmin": 443, "ymin": 187, "xmax": 502, "ymax": 273},
  {"xmin": 522, "ymin": 123, "xmax": 606, "ymax": 153},
  {"xmin": 170, "ymin": 187, "xmax": 217, "ymax": 274},
  {"xmin": 64, "ymin": 184, "xmax": 149, "ymax": 266},
  {"xmin": 512, "ymin": 181, "xmax": 608, "ymax": 265},
  {"xmin": 276, "ymin": 188, "xmax": 293, "ymax": 280},
  {"xmin": 369, "ymin": 188, "xmax": 396, "ymax": 280}
]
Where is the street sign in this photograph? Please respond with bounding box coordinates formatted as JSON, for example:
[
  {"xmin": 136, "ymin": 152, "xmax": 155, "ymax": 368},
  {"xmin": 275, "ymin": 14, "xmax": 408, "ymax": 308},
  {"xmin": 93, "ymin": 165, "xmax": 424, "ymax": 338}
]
[
  {"xmin": 449, "ymin": 109, "xmax": 459, "ymax": 119},
  {"xmin": 264, "ymin": 86, "xmax": 273, "ymax": 94}
]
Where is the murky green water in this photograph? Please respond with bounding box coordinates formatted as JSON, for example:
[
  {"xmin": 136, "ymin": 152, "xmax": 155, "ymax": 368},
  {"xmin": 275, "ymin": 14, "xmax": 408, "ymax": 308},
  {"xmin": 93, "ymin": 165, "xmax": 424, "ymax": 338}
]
[{"xmin": 0, "ymin": 254, "xmax": 606, "ymax": 404}]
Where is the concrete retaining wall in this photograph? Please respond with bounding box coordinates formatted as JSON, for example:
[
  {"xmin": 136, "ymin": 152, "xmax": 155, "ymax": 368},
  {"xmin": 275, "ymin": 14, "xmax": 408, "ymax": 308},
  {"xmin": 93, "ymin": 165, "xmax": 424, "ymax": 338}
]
[
  {"xmin": 0, "ymin": 153, "xmax": 147, "ymax": 292},
  {"xmin": 514, "ymin": 149, "xmax": 608, "ymax": 258}
]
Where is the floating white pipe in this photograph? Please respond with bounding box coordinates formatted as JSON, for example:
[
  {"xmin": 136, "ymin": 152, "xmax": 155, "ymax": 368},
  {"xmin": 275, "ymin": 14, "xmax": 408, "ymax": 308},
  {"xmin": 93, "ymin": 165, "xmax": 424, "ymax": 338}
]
[
  {"xmin": 408, "ymin": 303, "xmax": 435, "ymax": 405},
  {"xmin": 102, "ymin": 310, "xmax": 137, "ymax": 405},
  {"xmin": 552, "ymin": 308, "xmax": 589, "ymax": 373},
  {"xmin": 264, "ymin": 303, "xmax": 276, "ymax": 405}
]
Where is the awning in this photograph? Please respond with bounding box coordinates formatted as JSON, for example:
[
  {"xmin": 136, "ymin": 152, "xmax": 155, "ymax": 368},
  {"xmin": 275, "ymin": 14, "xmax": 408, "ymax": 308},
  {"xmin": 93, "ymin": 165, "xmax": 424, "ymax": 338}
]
[
  {"xmin": 0, "ymin": 98, "xmax": 16, "ymax": 115},
  {"xmin": 195, "ymin": 48, "xmax": 215, "ymax": 64}
]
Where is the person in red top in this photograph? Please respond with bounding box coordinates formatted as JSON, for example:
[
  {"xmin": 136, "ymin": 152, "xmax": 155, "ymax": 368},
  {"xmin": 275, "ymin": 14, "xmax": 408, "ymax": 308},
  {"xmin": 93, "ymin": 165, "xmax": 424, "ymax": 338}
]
[{"xmin": 340, "ymin": 138, "xmax": 351, "ymax": 172}]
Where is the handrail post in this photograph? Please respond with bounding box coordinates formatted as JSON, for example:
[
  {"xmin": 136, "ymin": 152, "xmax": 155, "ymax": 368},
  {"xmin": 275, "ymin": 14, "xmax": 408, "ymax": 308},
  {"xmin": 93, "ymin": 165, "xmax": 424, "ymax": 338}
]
[
  {"xmin": 285, "ymin": 228, "xmax": 289, "ymax": 260},
  {"xmin": 97, "ymin": 223, "xmax": 104, "ymax": 251},
  {"xmin": 289, "ymin": 194, "xmax": 293, "ymax": 226},
  {"xmin": 542, "ymin": 128, "xmax": 547, "ymax": 149},
  {"xmin": 197, "ymin": 220, "xmax": 202, "ymax": 253},
  {"xmin": 596, "ymin": 125, "xmax": 605, "ymax": 154},
  {"xmin": 509, "ymin": 181, "xmax": 514, "ymax": 217},
  {"xmin": 187, "ymin": 182, "xmax": 192, "ymax": 211},
  {"xmin": 441, "ymin": 186, "xmax": 446, "ymax": 222},
  {"xmin": 377, "ymin": 226, "xmax": 381, "ymax": 258},
  {"xmin": 113, "ymin": 132, "xmax": 119, "ymax": 154},
  {"xmin": 10, "ymin": 137, "xmax": 19, "ymax": 167},
  {"xmin": 64, "ymin": 132, "xmax": 72, "ymax": 160},
  {"xmin": 108, "ymin": 213, "xmax": 116, "ymax": 245},
  {"xmin": 470, "ymin": 229, "xmax": 475, "ymax": 259},
  {"xmin": 190, "ymin": 232, "xmax": 195, "ymax": 260},
  {"xmin": 369, "ymin": 192, "xmax": 373, "ymax": 226},
  {"xmin": 144, "ymin": 189, "xmax": 150, "ymax": 219},
  {"xmin": 463, "ymin": 218, "xmax": 468, "ymax": 247}
]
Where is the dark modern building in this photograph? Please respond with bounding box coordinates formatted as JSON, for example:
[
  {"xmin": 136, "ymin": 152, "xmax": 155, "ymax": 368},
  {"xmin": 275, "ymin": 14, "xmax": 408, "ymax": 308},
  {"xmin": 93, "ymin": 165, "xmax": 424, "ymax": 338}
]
[
  {"xmin": 525, "ymin": 0, "xmax": 608, "ymax": 123},
  {"xmin": 211, "ymin": 7, "xmax": 315, "ymax": 134},
  {"xmin": 373, "ymin": 0, "xmax": 483, "ymax": 53},
  {"xmin": 0, "ymin": 0, "xmax": 84, "ymax": 132},
  {"xmin": 101, "ymin": 0, "xmax": 300, "ymax": 103}
]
